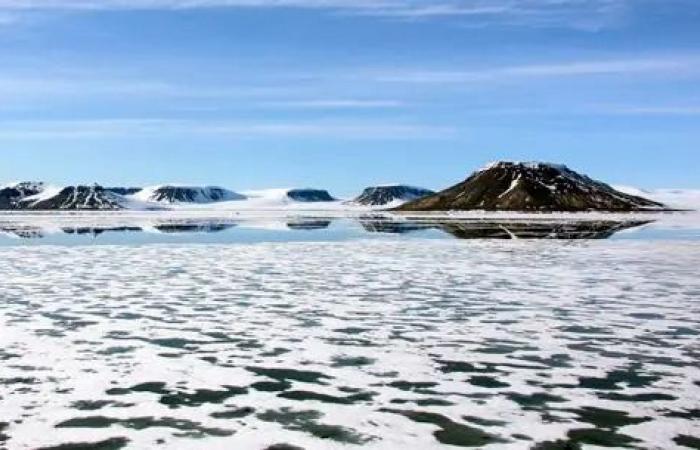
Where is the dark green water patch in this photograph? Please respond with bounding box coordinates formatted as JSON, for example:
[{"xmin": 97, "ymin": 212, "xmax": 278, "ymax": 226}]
[
  {"xmin": 0, "ymin": 421, "xmax": 8, "ymax": 443},
  {"xmin": 664, "ymin": 408, "xmax": 700, "ymax": 419},
  {"xmin": 260, "ymin": 347, "xmax": 292, "ymax": 357},
  {"xmin": 331, "ymin": 356, "xmax": 376, "ymax": 368},
  {"xmin": 578, "ymin": 364, "xmax": 660, "ymax": 390},
  {"xmin": 507, "ymin": 392, "xmax": 567, "ymax": 409},
  {"xmin": 674, "ymin": 434, "xmax": 700, "ymax": 449},
  {"xmin": 0, "ymin": 349, "xmax": 20, "ymax": 361},
  {"xmin": 0, "ymin": 377, "xmax": 38, "ymax": 385},
  {"xmin": 467, "ymin": 376, "xmax": 510, "ymax": 388},
  {"xmin": 247, "ymin": 367, "xmax": 332, "ymax": 384},
  {"xmin": 474, "ymin": 343, "xmax": 535, "ymax": 355},
  {"xmin": 55, "ymin": 416, "xmax": 235, "ymax": 437},
  {"xmin": 568, "ymin": 407, "xmax": 651, "ymax": 429},
  {"xmin": 210, "ymin": 406, "xmax": 255, "ymax": 419},
  {"xmin": 387, "ymin": 380, "xmax": 439, "ymax": 392},
  {"xmin": 36, "ymin": 437, "xmax": 129, "ymax": 450},
  {"xmin": 597, "ymin": 392, "xmax": 676, "ymax": 402},
  {"xmin": 436, "ymin": 360, "xmax": 501, "ymax": 374},
  {"xmin": 71, "ymin": 400, "xmax": 135, "ymax": 411},
  {"xmin": 513, "ymin": 354, "xmax": 573, "ymax": 368},
  {"xmin": 96, "ymin": 346, "xmax": 135, "ymax": 355},
  {"xmin": 251, "ymin": 380, "xmax": 292, "ymax": 392},
  {"xmin": 106, "ymin": 381, "xmax": 169, "ymax": 396},
  {"xmin": 390, "ymin": 398, "xmax": 455, "ymax": 406},
  {"xmin": 257, "ymin": 408, "xmax": 372, "ymax": 444},
  {"xmin": 566, "ymin": 428, "xmax": 639, "ymax": 447},
  {"xmin": 531, "ymin": 439, "xmax": 582, "ymax": 449},
  {"xmin": 628, "ymin": 312, "xmax": 665, "ymax": 320},
  {"xmin": 278, "ymin": 390, "xmax": 375, "ymax": 404},
  {"xmin": 461, "ymin": 416, "xmax": 508, "ymax": 427},
  {"xmin": 560, "ymin": 326, "xmax": 613, "ymax": 335},
  {"xmin": 380, "ymin": 409, "xmax": 504, "ymax": 447},
  {"xmin": 265, "ymin": 444, "xmax": 305, "ymax": 450},
  {"xmin": 323, "ymin": 337, "xmax": 379, "ymax": 347},
  {"xmin": 333, "ymin": 327, "xmax": 371, "ymax": 335},
  {"xmin": 160, "ymin": 386, "xmax": 247, "ymax": 408}
]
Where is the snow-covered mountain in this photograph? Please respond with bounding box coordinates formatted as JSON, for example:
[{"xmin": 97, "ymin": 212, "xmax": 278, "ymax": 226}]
[
  {"xmin": 398, "ymin": 162, "xmax": 665, "ymax": 212},
  {"xmin": 0, "ymin": 183, "xmax": 344, "ymax": 210},
  {"xmin": 352, "ymin": 185, "xmax": 434, "ymax": 207},
  {"xmin": 229, "ymin": 188, "xmax": 341, "ymax": 209},
  {"xmin": 0, "ymin": 182, "xmax": 46, "ymax": 209},
  {"xmin": 22, "ymin": 185, "xmax": 126, "ymax": 210},
  {"xmin": 132, "ymin": 185, "xmax": 246, "ymax": 204},
  {"xmin": 2, "ymin": 170, "xmax": 692, "ymax": 212}
]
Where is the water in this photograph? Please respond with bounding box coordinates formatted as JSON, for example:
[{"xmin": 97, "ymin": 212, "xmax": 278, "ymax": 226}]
[
  {"xmin": 0, "ymin": 213, "xmax": 699, "ymax": 449},
  {"xmin": 0, "ymin": 213, "xmax": 698, "ymax": 246}
]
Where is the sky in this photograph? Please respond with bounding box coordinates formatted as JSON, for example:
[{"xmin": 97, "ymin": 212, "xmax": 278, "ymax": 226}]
[{"xmin": 0, "ymin": 0, "xmax": 699, "ymax": 196}]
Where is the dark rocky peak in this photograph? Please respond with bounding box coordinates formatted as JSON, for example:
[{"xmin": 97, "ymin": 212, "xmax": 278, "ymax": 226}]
[
  {"xmin": 398, "ymin": 161, "xmax": 665, "ymax": 212},
  {"xmin": 0, "ymin": 182, "xmax": 45, "ymax": 209},
  {"xmin": 25, "ymin": 184, "xmax": 125, "ymax": 210}
]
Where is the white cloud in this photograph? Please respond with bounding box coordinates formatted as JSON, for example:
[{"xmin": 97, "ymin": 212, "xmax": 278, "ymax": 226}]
[
  {"xmin": 592, "ymin": 105, "xmax": 700, "ymax": 115},
  {"xmin": 0, "ymin": 118, "xmax": 454, "ymax": 140},
  {"xmin": 257, "ymin": 99, "xmax": 405, "ymax": 109},
  {"xmin": 372, "ymin": 57, "xmax": 700, "ymax": 83},
  {"xmin": 0, "ymin": 0, "xmax": 630, "ymax": 28}
]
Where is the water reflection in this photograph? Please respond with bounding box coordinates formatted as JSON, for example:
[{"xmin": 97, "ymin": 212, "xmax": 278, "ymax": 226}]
[
  {"xmin": 62, "ymin": 226, "xmax": 142, "ymax": 236},
  {"xmin": 287, "ymin": 220, "xmax": 332, "ymax": 230},
  {"xmin": 360, "ymin": 217, "xmax": 652, "ymax": 239},
  {"xmin": 153, "ymin": 222, "xmax": 236, "ymax": 233},
  {"xmin": 0, "ymin": 217, "xmax": 654, "ymax": 244}
]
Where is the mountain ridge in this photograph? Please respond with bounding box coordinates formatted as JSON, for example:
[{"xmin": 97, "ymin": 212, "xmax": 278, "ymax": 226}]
[
  {"xmin": 0, "ymin": 165, "xmax": 690, "ymax": 211},
  {"xmin": 397, "ymin": 162, "xmax": 666, "ymax": 212}
]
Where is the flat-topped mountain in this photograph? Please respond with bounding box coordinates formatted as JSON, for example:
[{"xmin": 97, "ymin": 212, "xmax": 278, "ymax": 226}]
[
  {"xmin": 397, "ymin": 162, "xmax": 665, "ymax": 212},
  {"xmin": 353, "ymin": 185, "xmax": 434, "ymax": 206},
  {"xmin": 134, "ymin": 185, "xmax": 246, "ymax": 204},
  {"xmin": 286, "ymin": 189, "xmax": 335, "ymax": 202},
  {"xmin": 24, "ymin": 185, "xmax": 125, "ymax": 210}
]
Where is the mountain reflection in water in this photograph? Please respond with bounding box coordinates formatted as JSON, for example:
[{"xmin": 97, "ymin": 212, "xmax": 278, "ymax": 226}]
[
  {"xmin": 363, "ymin": 219, "xmax": 652, "ymax": 240},
  {"xmin": 0, "ymin": 217, "xmax": 652, "ymax": 243}
]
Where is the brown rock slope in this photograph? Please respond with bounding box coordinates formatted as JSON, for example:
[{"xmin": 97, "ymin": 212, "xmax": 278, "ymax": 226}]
[{"xmin": 396, "ymin": 162, "xmax": 665, "ymax": 212}]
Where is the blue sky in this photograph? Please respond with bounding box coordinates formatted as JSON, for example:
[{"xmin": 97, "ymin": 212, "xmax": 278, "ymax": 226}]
[{"xmin": 0, "ymin": 0, "xmax": 698, "ymax": 196}]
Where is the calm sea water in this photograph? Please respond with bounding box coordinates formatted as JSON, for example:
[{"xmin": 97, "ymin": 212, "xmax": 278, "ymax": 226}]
[{"xmin": 0, "ymin": 214, "xmax": 698, "ymax": 246}]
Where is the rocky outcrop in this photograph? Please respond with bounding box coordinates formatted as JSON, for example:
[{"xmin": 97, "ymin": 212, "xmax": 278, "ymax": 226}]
[
  {"xmin": 353, "ymin": 185, "xmax": 434, "ymax": 206},
  {"xmin": 142, "ymin": 186, "xmax": 245, "ymax": 204},
  {"xmin": 286, "ymin": 189, "xmax": 336, "ymax": 202},
  {"xmin": 397, "ymin": 162, "xmax": 665, "ymax": 212},
  {"xmin": 24, "ymin": 185, "xmax": 125, "ymax": 210},
  {"xmin": 0, "ymin": 182, "xmax": 45, "ymax": 209}
]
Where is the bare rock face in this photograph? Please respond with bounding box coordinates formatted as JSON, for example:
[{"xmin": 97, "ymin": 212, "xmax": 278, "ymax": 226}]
[
  {"xmin": 286, "ymin": 189, "xmax": 336, "ymax": 202},
  {"xmin": 353, "ymin": 185, "xmax": 434, "ymax": 206},
  {"xmin": 25, "ymin": 185, "xmax": 125, "ymax": 210},
  {"xmin": 146, "ymin": 186, "xmax": 245, "ymax": 203},
  {"xmin": 0, "ymin": 182, "xmax": 45, "ymax": 209},
  {"xmin": 397, "ymin": 162, "xmax": 665, "ymax": 212}
]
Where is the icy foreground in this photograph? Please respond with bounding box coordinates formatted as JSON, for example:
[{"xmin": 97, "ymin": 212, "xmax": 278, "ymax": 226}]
[{"xmin": 1, "ymin": 241, "xmax": 699, "ymax": 450}]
